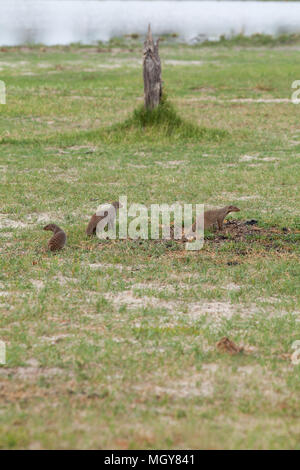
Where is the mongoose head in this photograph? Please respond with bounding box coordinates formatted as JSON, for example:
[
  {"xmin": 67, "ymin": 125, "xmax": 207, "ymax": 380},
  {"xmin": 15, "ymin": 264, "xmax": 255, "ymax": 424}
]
[
  {"xmin": 112, "ymin": 201, "xmax": 123, "ymax": 209},
  {"xmin": 43, "ymin": 223, "xmax": 58, "ymax": 232},
  {"xmin": 226, "ymin": 205, "xmax": 240, "ymax": 214}
]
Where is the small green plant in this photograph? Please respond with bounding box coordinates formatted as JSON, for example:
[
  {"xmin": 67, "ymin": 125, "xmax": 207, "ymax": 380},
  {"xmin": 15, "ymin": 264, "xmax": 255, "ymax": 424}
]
[{"xmin": 106, "ymin": 95, "xmax": 228, "ymax": 142}]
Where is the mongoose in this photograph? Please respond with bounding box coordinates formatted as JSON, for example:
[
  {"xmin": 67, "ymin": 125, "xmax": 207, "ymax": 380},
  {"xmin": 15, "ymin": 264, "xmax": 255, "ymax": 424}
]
[
  {"xmin": 86, "ymin": 201, "xmax": 122, "ymax": 236},
  {"xmin": 43, "ymin": 224, "xmax": 67, "ymax": 251},
  {"xmin": 216, "ymin": 337, "xmax": 244, "ymax": 355},
  {"xmin": 190, "ymin": 205, "xmax": 240, "ymax": 233}
]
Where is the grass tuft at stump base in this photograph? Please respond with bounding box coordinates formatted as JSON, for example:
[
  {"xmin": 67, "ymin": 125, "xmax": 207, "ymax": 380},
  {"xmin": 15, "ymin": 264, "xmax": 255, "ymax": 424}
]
[{"xmin": 105, "ymin": 96, "xmax": 229, "ymax": 142}]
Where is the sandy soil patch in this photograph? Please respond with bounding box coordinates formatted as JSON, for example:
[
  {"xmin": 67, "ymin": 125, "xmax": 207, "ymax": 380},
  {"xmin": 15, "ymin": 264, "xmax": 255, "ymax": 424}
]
[
  {"xmin": 235, "ymin": 195, "xmax": 260, "ymax": 201},
  {"xmin": 179, "ymin": 97, "xmax": 292, "ymax": 104},
  {"xmin": 0, "ymin": 215, "xmax": 28, "ymax": 229},
  {"xmin": 128, "ymin": 163, "xmax": 148, "ymax": 169},
  {"xmin": 133, "ymin": 282, "xmax": 177, "ymax": 293},
  {"xmin": 155, "ymin": 160, "xmax": 186, "ymax": 168},
  {"xmin": 164, "ymin": 60, "xmax": 204, "ymax": 66},
  {"xmin": 188, "ymin": 301, "xmax": 244, "ymax": 321},
  {"xmin": 289, "ymin": 139, "xmax": 300, "ymax": 146},
  {"xmin": 41, "ymin": 334, "xmax": 73, "ymax": 345},
  {"xmin": 239, "ymin": 154, "xmax": 259, "ymax": 162},
  {"xmin": 37, "ymin": 63, "xmax": 52, "ymax": 69},
  {"xmin": 0, "ymin": 363, "xmax": 65, "ymax": 380},
  {"xmin": 0, "ymin": 232, "xmax": 13, "ymax": 238},
  {"xmin": 0, "ymin": 60, "xmax": 28, "ymax": 68},
  {"xmin": 0, "ymin": 291, "xmax": 9, "ymax": 298},
  {"xmin": 31, "ymin": 280, "xmax": 45, "ymax": 290},
  {"xmin": 21, "ymin": 72, "xmax": 39, "ymax": 76},
  {"xmin": 89, "ymin": 263, "xmax": 127, "ymax": 271},
  {"xmin": 223, "ymin": 283, "xmax": 241, "ymax": 291},
  {"xmin": 134, "ymin": 363, "xmax": 291, "ymax": 402},
  {"xmin": 240, "ymin": 154, "xmax": 278, "ymax": 163},
  {"xmin": 26, "ymin": 212, "xmax": 61, "ymax": 224},
  {"xmin": 104, "ymin": 288, "xmax": 254, "ymax": 325},
  {"xmin": 230, "ymin": 98, "xmax": 291, "ymax": 103},
  {"xmin": 104, "ymin": 290, "xmax": 176, "ymax": 312}
]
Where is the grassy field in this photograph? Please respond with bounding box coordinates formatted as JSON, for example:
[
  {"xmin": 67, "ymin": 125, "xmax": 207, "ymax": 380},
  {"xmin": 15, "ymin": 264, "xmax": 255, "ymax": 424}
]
[{"xmin": 0, "ymin": 36, "xmax": 300, "ymax": 450}]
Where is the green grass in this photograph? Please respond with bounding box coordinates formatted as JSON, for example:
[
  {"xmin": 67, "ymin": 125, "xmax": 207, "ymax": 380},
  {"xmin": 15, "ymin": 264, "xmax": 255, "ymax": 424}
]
[
  {"xmin": 106, "ymin": 95, "xmax": 229, "ymax": 142},
  {"xmin": 97, "ymin": 32, "xmax": 300, "ymax": 50},
  {"xmin": 0, "ymin": 38, "xmax": 300, "ymax": 450},
  {"xmin": 199, "ymin": 32, "xmax": 300, "ymax": 48}
]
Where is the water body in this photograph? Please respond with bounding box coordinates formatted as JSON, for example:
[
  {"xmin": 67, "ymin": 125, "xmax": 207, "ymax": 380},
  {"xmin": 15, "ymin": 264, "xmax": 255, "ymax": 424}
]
[{"xmin": 1, "ymin": 1, "xmax": 300, "ymax": 45}]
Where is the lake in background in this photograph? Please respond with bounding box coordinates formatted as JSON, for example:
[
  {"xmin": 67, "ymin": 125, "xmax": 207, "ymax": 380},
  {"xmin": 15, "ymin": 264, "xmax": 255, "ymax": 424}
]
[{"xmin": 1, "ymin": 1, "xmax": 300, "ymax": 45}]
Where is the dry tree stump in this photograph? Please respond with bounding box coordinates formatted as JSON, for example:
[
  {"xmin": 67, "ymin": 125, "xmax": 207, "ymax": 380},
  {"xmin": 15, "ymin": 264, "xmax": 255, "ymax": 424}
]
[{"xmin": 143, "ymin": 24, "xmax": 162, "ymax": 110}]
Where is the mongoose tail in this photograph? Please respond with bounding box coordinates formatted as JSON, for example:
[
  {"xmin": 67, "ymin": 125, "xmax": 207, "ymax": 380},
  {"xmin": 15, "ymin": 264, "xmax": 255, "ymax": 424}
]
[
  {"xmin": 86, "ymin": 201, "xmax": 122, "ymax": 236},
  {"xmin": 43, "ymin": 224, "xmax": 67, "ymax": 251}
]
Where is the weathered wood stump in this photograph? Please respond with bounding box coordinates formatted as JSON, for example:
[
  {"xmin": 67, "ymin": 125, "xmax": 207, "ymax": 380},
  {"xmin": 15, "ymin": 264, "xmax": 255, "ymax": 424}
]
[{"xmin": 143, "ymin": 24, "xmax": 162, "ymax": 110}]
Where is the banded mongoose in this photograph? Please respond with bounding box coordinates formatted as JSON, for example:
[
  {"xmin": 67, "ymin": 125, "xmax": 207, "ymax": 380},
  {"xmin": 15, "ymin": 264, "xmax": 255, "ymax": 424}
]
[
  {"xmin": 43, "ymin": 224, "xmax": 67, "ymax": 251},
  {"xmin": 190, "ymin": 205, "xmax": 240, "ymax": 234},
  {"xmin": 86, "ymin": 201, "xmax": 122, "ymax": 236},
  {"xmin": 216, "ymin": 337, "xmax": 244, "ymax": 355}
]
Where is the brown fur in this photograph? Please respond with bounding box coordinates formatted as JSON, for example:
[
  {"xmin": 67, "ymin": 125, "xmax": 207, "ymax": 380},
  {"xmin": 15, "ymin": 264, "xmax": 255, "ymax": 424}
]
[
  {"xmin": 43, "ymin": 224, "xmax": 67, "ymax": 251},
  {"xmin": 190, "ymin": 205, "xmax": 240, "ymax": 234},
  {"xmin": 204, "ymin": 205, "xmax": 240, "ymax": 230},
  {"xmin": 216, "ymin": 337, "xmax": 244, "ymax": 355},
  {"xmin": 86, "ymin": 201, "xmax": 122, "ymax": 236}
]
